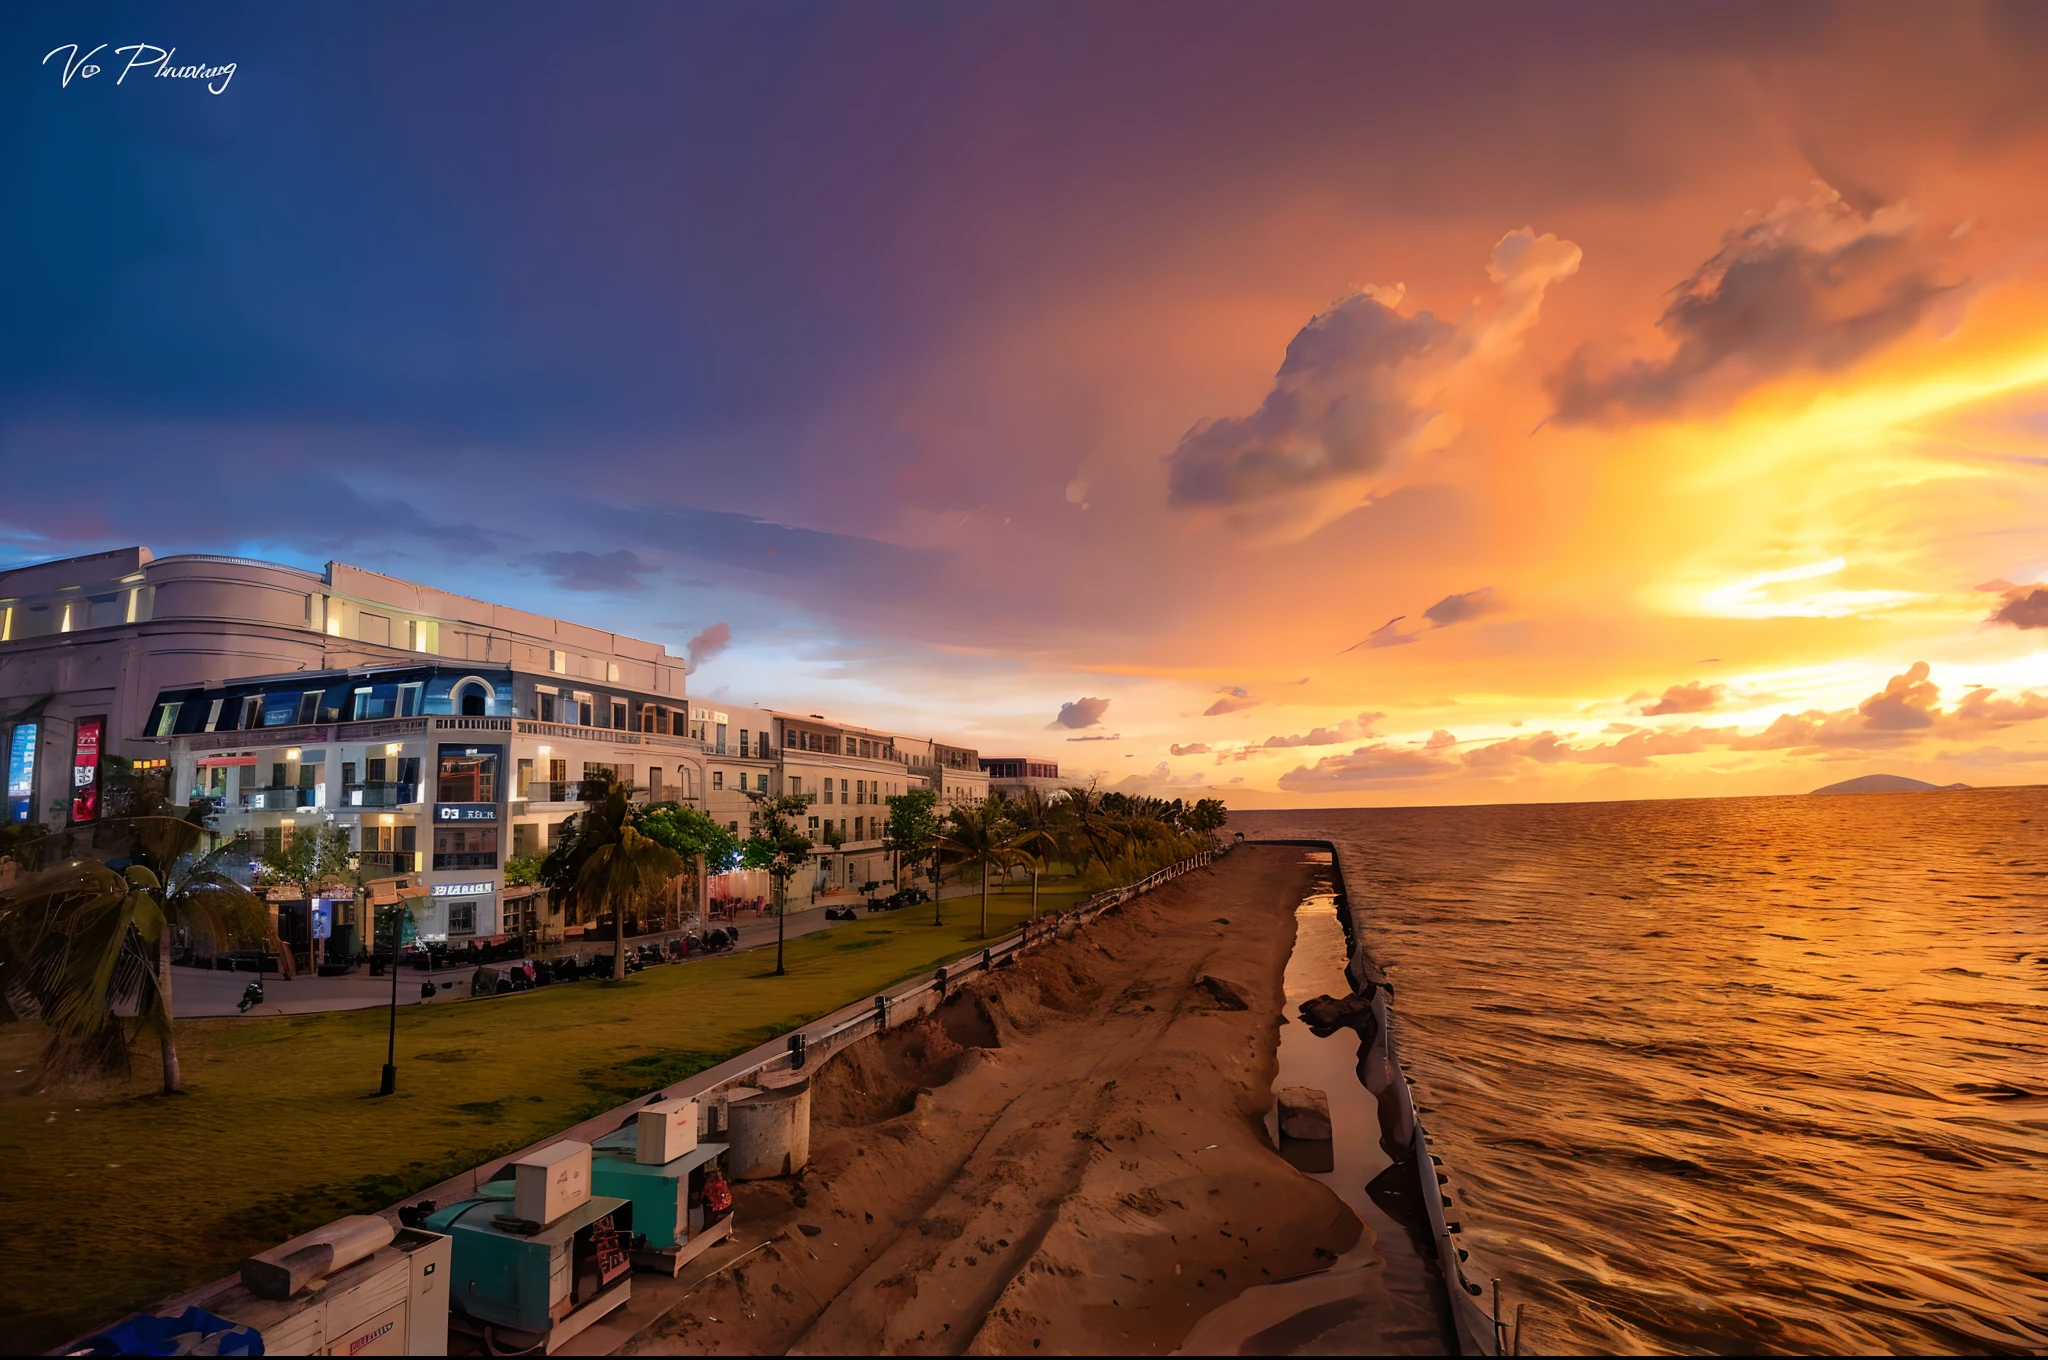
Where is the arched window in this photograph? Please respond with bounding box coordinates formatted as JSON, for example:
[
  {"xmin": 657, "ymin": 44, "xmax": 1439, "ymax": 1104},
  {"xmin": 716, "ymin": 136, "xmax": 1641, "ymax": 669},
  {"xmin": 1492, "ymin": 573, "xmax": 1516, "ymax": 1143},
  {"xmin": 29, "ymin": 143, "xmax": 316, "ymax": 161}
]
[{"xmin": 453, "ymin": 679, "xmax": 491, "ymax": 716}]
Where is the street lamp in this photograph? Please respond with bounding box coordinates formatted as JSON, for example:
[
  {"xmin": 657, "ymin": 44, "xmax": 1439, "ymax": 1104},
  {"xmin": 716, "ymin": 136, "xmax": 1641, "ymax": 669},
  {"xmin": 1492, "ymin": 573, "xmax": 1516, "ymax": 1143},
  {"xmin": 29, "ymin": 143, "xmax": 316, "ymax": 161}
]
[{"xmin": 377, "ymin": 894, "xmax": 414, "ymax": 1097}]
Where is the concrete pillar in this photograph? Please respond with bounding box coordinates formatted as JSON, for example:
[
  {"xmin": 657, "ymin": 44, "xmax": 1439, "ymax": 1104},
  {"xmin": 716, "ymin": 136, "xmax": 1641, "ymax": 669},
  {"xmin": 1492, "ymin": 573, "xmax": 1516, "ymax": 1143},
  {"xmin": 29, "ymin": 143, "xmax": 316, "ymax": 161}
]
[{"xmin": 726, "ymin": 1077, "xmax": 811, "ymax": 1180}]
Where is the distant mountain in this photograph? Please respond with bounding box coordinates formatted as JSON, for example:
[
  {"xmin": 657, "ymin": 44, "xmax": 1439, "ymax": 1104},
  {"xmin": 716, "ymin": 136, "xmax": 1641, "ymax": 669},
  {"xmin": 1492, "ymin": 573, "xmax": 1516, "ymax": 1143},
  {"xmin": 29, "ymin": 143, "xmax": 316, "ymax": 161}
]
[{"xmin": 1810, "ymin": 774, "xmax": 1972, "ymax": 795}]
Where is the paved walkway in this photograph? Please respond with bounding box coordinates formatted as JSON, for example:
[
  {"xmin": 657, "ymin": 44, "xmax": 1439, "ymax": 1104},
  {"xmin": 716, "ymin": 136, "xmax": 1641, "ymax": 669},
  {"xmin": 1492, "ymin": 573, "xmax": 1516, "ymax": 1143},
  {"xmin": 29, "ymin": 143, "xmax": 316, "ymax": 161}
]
[{"xmin": 172, "ymin": 884, "xmax": 1001, "ymax": 1018}]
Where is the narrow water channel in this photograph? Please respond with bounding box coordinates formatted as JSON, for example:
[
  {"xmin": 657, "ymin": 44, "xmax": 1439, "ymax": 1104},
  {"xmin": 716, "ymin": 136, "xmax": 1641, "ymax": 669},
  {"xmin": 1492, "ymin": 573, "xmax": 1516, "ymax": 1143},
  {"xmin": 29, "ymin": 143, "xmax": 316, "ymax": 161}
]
[{"xmin": 1178, "ymin": 851, "xmax": 1454, "ymax": 1355}]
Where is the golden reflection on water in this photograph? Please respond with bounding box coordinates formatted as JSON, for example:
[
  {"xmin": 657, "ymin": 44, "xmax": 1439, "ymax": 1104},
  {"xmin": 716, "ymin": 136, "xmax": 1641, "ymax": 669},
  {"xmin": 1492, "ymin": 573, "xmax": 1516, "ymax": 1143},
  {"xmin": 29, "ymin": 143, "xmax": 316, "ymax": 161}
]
[{"xmin": 1238, "ymin": 789, "xmax": 2048, "ymax": 1355}]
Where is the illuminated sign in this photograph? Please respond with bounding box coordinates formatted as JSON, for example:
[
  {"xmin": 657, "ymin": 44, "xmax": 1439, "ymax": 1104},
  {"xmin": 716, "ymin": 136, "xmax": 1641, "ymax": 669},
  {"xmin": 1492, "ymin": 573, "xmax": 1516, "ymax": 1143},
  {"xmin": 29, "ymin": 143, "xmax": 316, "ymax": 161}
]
[
  {"xmin": 434, "ymin": 802, "xmax": 497, "ymax": 823},
  {"xmin": 429, "ymin": 881, "xmax": 493, "ymax": 898},
  {"xmin": 310, "ymin": 899, "xmax": 333, "ymax": 940},
  {"xmin": 69, "ymin": 716, "xmax": 104, "ymax": 824},
  {"xmin": 6, "ymin": 724, "xmax": 36, "ymax": 823}
]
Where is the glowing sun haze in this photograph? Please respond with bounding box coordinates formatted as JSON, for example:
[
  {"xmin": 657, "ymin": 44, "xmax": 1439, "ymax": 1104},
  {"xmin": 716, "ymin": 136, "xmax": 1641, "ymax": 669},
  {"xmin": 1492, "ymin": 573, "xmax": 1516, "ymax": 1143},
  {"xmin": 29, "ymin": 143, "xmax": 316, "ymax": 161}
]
[{"xmin": 8, "ymin": 2, "xmax": 2048, "ymax": 805}]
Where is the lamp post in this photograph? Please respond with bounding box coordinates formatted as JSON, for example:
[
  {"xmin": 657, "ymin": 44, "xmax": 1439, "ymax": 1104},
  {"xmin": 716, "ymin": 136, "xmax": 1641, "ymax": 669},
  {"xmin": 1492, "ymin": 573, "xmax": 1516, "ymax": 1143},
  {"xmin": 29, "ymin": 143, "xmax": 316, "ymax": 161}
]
[{"xmin": 378, "ymin": 895, "xmax": 408, "ymax": 1096}]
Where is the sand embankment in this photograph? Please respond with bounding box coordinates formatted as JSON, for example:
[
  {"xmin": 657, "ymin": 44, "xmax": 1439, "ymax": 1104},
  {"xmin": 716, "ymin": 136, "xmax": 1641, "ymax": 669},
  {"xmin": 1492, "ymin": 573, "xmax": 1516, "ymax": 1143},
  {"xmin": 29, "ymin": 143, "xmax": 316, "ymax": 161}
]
[{"xmin": 632, "ymin": 846, "xmax": 1357, "ymax": 1356}]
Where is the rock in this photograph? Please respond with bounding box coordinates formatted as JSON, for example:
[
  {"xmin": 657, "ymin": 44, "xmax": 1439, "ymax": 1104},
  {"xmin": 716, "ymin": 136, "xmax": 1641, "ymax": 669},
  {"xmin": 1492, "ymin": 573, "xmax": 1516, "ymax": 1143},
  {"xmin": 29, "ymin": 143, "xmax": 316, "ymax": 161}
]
[
  {"xmin": 1298, "ymin": 988, "xmax": 1375, "ymax": 1036},
  {"xmin": 797, "ymin": 1223, "xmax": 822, "ymax": 1237},
  {"xmin": 1193, "ymin": 974, "xmax": 1250, "ymax": 1010},
  {"xmin": 1277, "ymin": 1086, "xmax": 1332, "ymax": 1141}
]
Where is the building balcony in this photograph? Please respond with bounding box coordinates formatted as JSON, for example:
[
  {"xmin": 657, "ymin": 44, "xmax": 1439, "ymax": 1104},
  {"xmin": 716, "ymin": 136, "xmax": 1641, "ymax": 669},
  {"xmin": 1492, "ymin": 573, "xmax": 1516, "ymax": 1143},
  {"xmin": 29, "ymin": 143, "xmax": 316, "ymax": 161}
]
[
  {"xmin": 432, "ymin": 852, "xmax": 498, "ymax": 870},
  {"xmin": 241, "ymin": 786, "xmax": 316, "ymax": 810},
  {"xmin": 343, "ymin": 782, "xmax": 418, "ymax": 808},
  {"xmin": 356, "ymin": 850, "xmax": 417, "ymax": 874}
]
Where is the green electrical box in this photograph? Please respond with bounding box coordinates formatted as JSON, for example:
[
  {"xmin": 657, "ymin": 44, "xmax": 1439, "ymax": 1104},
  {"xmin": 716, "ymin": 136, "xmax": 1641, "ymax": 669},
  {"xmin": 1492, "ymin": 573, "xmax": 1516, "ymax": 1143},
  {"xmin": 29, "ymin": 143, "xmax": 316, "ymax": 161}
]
[
  {"xmin": 425, "ymin": 1184, "xmax": 632, "ymax": 1335},
  {"xmin": 588, "ymin": 1129, "xmax": 734, "ymax": 1271}
]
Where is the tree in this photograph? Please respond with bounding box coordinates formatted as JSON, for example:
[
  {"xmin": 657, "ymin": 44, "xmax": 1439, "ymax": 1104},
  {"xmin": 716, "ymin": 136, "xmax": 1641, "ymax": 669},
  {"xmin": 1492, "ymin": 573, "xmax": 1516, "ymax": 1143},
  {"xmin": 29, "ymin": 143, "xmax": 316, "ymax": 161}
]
[
  {"xmin": 1057, "ymin": 784, "xmax": 1122, "ymax": 874},
  {"xmin": 882, "ymin": 788, "xmax": 941, "ymax": 921},
  {"xmin": 0, "ymin": 839, "xmax": 266, "ymax": 1093},
  {"xmin": 1003, "ymin": 788, "xmax": 1062, "ymax": 924},
  {"xmin": 743, "ymin": 793, "xmax": 813, "ymax": 976},
  {"xmin": 937, "ymin": 796, "xmax": 1017, "ymax": 940},
  {"xmin": 637, "ymin": 801, "xmax": 740, "ymax": 925},
  {"xmin": 538, "ymin": 779, "xmax": 682, "ymax": 980},
  {"xmin": 258, "ymin": 821, "xmax": 352, "ymax": 966},
  {"xmin": 1189, "ymin": 797, "xmax": 1228, "ymax": 837}
]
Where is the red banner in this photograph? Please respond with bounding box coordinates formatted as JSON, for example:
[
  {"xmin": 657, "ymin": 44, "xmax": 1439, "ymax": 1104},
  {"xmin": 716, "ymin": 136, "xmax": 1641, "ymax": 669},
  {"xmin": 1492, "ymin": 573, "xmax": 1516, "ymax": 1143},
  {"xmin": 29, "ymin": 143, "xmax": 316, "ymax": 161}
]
[{"xmin": 69, "ymin": 716, "xmax": 104, "ymax": 824}]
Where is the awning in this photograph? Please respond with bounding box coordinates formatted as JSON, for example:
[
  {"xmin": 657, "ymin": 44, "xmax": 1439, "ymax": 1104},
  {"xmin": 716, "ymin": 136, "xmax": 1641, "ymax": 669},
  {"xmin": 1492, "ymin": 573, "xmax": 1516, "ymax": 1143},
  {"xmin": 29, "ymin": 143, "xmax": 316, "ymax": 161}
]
[{"xmin": 196, "ymin": 755, "xmax": 258, "ymax": 768}]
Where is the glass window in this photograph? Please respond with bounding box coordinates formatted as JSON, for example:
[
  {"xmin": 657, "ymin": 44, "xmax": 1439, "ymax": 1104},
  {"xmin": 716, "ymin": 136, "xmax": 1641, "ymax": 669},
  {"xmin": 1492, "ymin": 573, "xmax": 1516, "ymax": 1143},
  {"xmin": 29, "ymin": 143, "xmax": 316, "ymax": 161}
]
[
  {"xmin": 739, "ymin": 731, "xmax": 750, "ymax": 758},
  {"xmin": 712, "ymin": 771, "xmax": 724, "ymax": 790},
  {"xmin": 516, "ymin": 758, "xmax": 533, "ymax": 798},
  {"xmin": 789, "ymin": 776, "xmax": 802, "ymax": 796},
  {"xmin": 824, "ymin": 782, "xmax": 834, "ymax": 804},
  {"xmin": 296, "ymin": 691, "xmax": 322, "ymax": 724},
  {"xmin": 437, "ymin": 745, "xmax": 499, "ymax": 802},
  {"xmin": 155, "ymin": 702, "xmax": 182, "ymax": 737},
  {"xmin": 434, "ymin": 826, "xmax": 498, "ymax": 869},
  {"xmin": 539, "ymin": 692, "xmax": 556, "ymax": 723},
  {"xmin": 398, "ymin": 683, "xmax": 423, "ymax": 717},
  {"xmin": 611, "ymin": 701, "xmax": 627, "ymax": 729},
  {"xmin": 448, "ymin": 900, "xmax": 476, "ymax": 934},
  {"xmin": 808, "ymin": 815, "xmax": 819, "ymax": 830}
]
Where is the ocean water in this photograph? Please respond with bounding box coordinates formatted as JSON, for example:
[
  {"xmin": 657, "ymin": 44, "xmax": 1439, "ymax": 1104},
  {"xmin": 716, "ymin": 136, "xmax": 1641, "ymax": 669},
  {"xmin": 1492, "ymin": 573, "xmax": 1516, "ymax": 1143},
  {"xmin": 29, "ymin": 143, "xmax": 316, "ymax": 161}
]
[{"xmin": 1235, "ymin": 788, "xmax": 2048, "ymax": 1355}]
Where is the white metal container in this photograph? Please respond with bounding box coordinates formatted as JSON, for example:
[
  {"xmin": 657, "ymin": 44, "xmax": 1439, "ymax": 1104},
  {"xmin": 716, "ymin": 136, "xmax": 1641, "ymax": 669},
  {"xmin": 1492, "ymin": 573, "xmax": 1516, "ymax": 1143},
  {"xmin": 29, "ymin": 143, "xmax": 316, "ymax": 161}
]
[
  {"xmin": 514, "ymin": 1140, "xmax": 592, "ymax": 1226},
  {"xmin": 635, "ymin": 1098, "xmax": 698, "ymax": 1166}
]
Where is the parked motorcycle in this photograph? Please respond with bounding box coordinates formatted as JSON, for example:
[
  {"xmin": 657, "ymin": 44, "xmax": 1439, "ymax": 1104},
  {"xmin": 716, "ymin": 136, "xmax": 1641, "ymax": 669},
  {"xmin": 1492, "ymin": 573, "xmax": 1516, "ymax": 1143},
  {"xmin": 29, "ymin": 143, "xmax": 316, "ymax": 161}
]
[{"xmin": 236, "ymin": 980, "xmax": 265, "ymax": 1014}]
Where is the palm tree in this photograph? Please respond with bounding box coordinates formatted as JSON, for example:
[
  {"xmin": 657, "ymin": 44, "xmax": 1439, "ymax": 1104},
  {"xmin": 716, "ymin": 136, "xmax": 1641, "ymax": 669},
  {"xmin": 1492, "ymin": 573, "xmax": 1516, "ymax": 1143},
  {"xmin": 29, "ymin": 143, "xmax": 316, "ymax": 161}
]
[
  {"xmin": 1058, "ymin": 784, "xmax": 1122, "ymax": 874},
  {"xmin": 1004, "ymin": 788, "xmax": 1062, "ymax": 923},
  {"xmin": 938, "ymin": 797, "xmax": 1015, "ymax": 940},
  {"xmin": 575, "ymin": 825, "xmax": 683, "ymax": 980},
  {"xmin": 0, "ymin": 838, "xmax": 267, "ymax": 1093}
]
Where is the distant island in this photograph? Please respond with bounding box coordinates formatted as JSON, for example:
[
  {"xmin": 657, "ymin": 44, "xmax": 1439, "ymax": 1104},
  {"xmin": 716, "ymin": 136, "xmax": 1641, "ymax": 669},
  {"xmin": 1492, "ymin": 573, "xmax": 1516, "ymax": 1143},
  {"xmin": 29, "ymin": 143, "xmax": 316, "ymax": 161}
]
[{"xmin": 1810, "ymin": 774, "xmax": 1972, "ymax": 795}]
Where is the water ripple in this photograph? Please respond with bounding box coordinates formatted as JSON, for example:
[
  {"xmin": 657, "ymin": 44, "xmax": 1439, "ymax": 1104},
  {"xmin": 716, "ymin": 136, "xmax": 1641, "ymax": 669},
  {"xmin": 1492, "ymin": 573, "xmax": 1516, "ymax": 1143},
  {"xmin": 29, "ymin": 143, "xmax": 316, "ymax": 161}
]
[{"xmin": 1238, "ymin": 788, "xmax": 2048, "ymax": 1355}]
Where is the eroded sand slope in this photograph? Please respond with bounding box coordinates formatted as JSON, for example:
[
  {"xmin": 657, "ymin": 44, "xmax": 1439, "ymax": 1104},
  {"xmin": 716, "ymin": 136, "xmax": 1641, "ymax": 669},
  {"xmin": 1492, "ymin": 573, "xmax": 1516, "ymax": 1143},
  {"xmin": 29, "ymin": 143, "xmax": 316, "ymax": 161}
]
[{"xmin": 633, "ymin": 846, "xmax": 1358, "ymax": 1356}]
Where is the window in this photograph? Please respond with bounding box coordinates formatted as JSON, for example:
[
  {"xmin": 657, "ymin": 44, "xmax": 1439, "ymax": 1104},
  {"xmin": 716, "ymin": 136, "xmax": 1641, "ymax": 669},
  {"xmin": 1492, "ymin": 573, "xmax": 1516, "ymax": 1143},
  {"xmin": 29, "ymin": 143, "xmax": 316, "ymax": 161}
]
[
  {"xmin": 715, "ymin": 723, "xmax": 727, "ymax": 753},
  {"xmin": 399, "ymin": 756, "xmax": 421, "ymax": 787},
  {"xmin": 434, "ymin": 825, "xmax": 498, "ymax": 869},
  {"xmin": 398, "ymin": 683, "xmax": 423, "ymax": 717},
  {"xmin": 238, "ymin": 696, "xmax": 263, "ymax": 730},
  {"xmin": 437, "ymin": 745, "xmax": 499, "ymax": 802},
  {"xmin": 574, "ymin": 693, "xmax": 594, "ymax": 726},
  {"xmin": 203, "ymin": 698, "xmax": 223, "ymax": 732},
  {"xmin": 457, "ymin": 683, "xmax": 487, "ymax": 716},
  {"xmin": 647, "ymin": 767, "xmax": 662, "ymax": 798},
  {"xmin": 155, "ymin": 703, "xmax": 182, "ymax": 737},
  {"xmin": 448, "ymin": 900, "xmax": 476, "ymax": 934},
  {"xmin": 296, "ymin": 691, "xmax": 322, "ymax": 724},
  {"xmin": 808, "ymin": 815, "xmax": 819, "ymax": 830},
  {"xmin": 367, "ymin": 757, "xmax": 388, "ymax": 783},
  {"xmin": 855, "ymin": 816, "xmax": 864, "ymax": 840},
  {"xmin": 712, "ymin": 771, "xmax": 724, "ymax": 791},
  {"xmin": 516, "ymin": 758, "xmax": 533, "ymax": 799},
  {"xmin": 824, "ymin": 782, "xmax": 834, "ymax": 804},
  {"xmin": 788, "ymin": 776, "xmax": 803, "ymax": 797},
  {"xmin": 550, "ymin": 650, "xmax": 567, "ymax": 674},
  {"xmin": 611, "ymin": 701, "xmax": 627, "ymax": 729},
  {"xmin": 739, "ymin": 731, "xmax": 750, "ymax": 758},
  {"xmin": 539, "ymin": 691, "xmax": 557, "ymax": 723},
  {"xmin": 841, "ymin": 779, "xmax": 850, "ymax": 799},
  {"xmin": 728, "ymin": 821, "xmax": 739, "ymax": 833}
]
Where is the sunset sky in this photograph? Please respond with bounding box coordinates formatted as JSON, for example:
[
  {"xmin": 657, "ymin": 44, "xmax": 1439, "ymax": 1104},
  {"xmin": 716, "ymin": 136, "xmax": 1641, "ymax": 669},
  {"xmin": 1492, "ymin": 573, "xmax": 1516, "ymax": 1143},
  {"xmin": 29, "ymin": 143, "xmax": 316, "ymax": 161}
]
[{"xmin": 8, "ymin": 2, "xmax": 2048, "ymax": 805}]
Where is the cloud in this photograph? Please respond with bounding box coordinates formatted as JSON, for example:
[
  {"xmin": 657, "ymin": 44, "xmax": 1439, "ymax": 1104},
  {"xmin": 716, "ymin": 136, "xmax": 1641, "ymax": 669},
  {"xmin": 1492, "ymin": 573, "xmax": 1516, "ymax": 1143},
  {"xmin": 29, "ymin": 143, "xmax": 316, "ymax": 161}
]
[
  {"xmin": 1950, "ymin": 686, "xmax": 2048, "ymax": 730},
  {"xmin": 1990, "ymin": 586, "xmax": 2048, "ymax": 629},
  {"xmin": 1858, "ymin": 660, "xmax": 1939, "ymax": 731},
  {"xmin": 1165, "ymin": 291, "xmax": 1454, "ymax": 509},
  {"xmin": 1422, "ymin": 587, "xmax": 1499, "ymax": 628},
  {"xmin": 1169, "ymin": 742, "xmax": 1212, "ymax": 756},
  {"xmin": 532, "ymin": 548, "xmax": 655, "ymax": 591},
  {"xmin": 1259, "ymin": 712, "xmax": 1383, "ymax": 749},
  {"xmin": 1066, "ymin": 733, "xmax": 1123, "ymax": 742},
  {"xmin": 685, "ymin": 621, "xmax": 732, "ymax": 669},
  {"xmin": 1167, "ymin": 228, "xmax": 1577, "ymax": 521},
  {"xmin": 1342, "ymin": 616, "xmax": 1413, "ymax": 652},
  {"xmin": 1050, "ymin": 697, "xmax": 1111, "ymax": 729},
  {"xmin": 1279, "ymin": 743, "xmax": 1458, "ymax": 788},
  {"xmin": 1641, "ymin": 680, "xmax": 1726, "ymax": 715},
  {"xmin": 1550, "ymin": 183, "xmax": 1950, "ymax": 424},
  {"xmin": 1204, "ymin": 686, "xmax": 1262, "ymax": 716}
]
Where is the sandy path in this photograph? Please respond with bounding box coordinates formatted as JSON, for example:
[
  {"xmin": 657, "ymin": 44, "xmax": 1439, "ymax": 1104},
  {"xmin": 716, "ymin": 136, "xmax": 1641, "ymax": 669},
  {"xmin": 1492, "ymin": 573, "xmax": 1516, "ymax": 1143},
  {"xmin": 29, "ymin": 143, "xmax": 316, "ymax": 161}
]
[{"xmin": 630, "ymin": 846, "xmax": 1360, "ymax": 1356}]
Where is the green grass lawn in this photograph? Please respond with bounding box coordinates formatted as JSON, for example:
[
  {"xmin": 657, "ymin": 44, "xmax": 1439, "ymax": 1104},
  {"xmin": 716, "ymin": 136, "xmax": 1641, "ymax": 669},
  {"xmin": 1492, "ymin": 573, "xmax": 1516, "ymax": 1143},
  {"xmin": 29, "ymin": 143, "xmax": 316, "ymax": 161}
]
[{"xmin": 0, "ymin": 885, "xmax": 1084, "ymax": 1351}]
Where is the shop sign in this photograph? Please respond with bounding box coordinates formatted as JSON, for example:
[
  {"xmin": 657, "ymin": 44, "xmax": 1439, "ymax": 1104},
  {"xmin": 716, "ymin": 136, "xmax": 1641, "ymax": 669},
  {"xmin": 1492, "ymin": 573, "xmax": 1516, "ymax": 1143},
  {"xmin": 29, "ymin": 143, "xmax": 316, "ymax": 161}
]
[
  {"xmin": 310, "ymin": 899, "xmax": 334, "ymax": 940},
  {"xmin": 430, "ymin": 881, "xmax": 493, "ymax": 897},
  {"xmin": 6, "ymin": 723, "xmax": 36, "ymax": 823},
  {"xmin": 434, "ymin": 802, "xmax": 497, "ymax": 823},
  {"xmin": 69, "ymin": 716, "xmax": 105, "ymax": 824}
]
